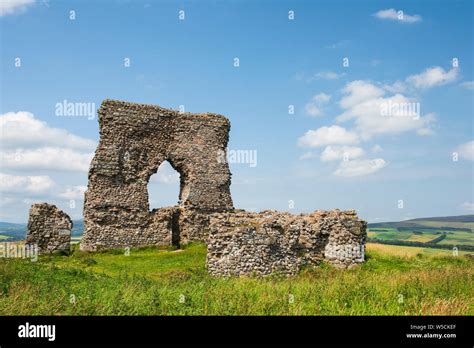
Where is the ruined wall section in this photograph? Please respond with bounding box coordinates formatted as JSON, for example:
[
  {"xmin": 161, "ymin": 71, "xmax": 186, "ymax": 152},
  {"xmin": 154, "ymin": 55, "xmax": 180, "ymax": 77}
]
[
  {"xmin": 81, "ymin": 100, "xmax": 233, "ymax": 251},
  {"xmin": 206, "ymin": 210, "xmax": 367, "ymax": 277},
  {"xmin": 26, "ymin": 203, "xmax": 72, "ymax": 254}
]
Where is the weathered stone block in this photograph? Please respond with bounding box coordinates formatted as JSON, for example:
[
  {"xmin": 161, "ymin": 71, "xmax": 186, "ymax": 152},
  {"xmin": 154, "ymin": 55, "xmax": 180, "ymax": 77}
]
[
  {"xmin": 26, "ymin": 203, "xmax": 72, "ymax": 254},
  {"xmin": 206, "ymin": 210, "xmax": 366, "ymax": 276}
]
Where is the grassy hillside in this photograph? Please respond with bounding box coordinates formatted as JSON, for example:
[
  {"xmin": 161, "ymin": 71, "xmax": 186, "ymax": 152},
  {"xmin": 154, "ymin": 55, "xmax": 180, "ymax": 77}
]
[
  {"xmin": 0, "ymin": 243, "xmax": 472, "ymax": 315},
  {"xmin": 367, "ymin": 215, "xmax": 474, "ymax": 252},
  {"xmin": 368, "ymin": 215, "xmax": 474, "ymax": 232}
]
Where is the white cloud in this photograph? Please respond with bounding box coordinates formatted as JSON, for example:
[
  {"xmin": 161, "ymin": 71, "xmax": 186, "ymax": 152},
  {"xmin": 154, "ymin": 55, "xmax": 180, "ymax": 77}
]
[
  {"xmin": 335, "ymin": 158, "xmax": 387, "ymax": 177},
  {"xmin": 0, "ymin": 112, "xmax": 96, "ymax": 172},
  {"xmin": 337, "ymin": 81, "xmax": 436, "ymax": 139},
  {"xmin": 460, "ymin": 81, "xmax": 474, "ymax": 90},
  {"xmin": 305, "ymin": 93, "xmax": 331, "ymax": 117},
  {"xmin": 406, "ymin": 67, "xmax": 458, "ymax": 89},
  {"xmin": 455, "ymin": 140, "xmax": 474, "ymax": 161},
  {"xmin": 1, "ymin": 147, "xmax": 93, "ymax": 172},
  {"xmin": 0, "ymin": 0, "xmax": 35, "ymax": 17},
  {"xmin": 371, "ymin": 144, "xmax": 383, "ymax": 153},
  {"xmin": 0, "ymin": 111, "xmax": 96, "ymax": 150},
  {"xmin": 373, "ymin": 8, "xmax": 422, "ymax": 23},
  {"xmin": 383, "ymin": 80, "xmax": 407, "ymax": 93},
  {"xmin": 339, "ymin": 80, "xmax": 385, "ymax": 109},
  {"xmin": 314, "ymin": 71, "xmax": 345, "ymax": 80},
  {"xmin": 417, "ymin": 127, "xmax": 435, "ymax": 136},
  {"xmin": 298, "ymin": 126, "xmax": 359, "ymax": 148},
  {"xmin": 57, "ymin": 186, "xmax": 87, "ymax": 200},
  {"xmin": 150, "ymin": 162, "xmax": 180, "ymax": 184},
  {"xmin": 0, "ymin": 173, "xmax": 55, "ymax": 194},
  {"xmin": 460, "ymin": 202, "xmax": 474, "ymax": 211},
  {"xmin": 320, "ymin": 146, "xmax": 365, "ymax": 162}
]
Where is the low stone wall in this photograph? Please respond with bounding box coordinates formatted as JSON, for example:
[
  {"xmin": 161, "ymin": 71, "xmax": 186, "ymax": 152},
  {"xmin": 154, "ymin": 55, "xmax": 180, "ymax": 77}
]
[
  {"xmin": 206, "ymin": 210, "xmax": 367, "ymax": 277},
  {"xmin": 80, "ymin": 206, "xmax": 217, "ymax": 250},
  {"xmin": 25, "ymin": 203, "xmax": 72, "ymax": 254}
]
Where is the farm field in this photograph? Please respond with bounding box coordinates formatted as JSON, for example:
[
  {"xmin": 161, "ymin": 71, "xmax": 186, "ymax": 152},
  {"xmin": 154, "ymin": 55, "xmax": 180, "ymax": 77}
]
[
  {"xmin": 368, "ymin": 228, "xmax": 474, "ymax": 246},
  {"xmin": 365, "ymin": 243, "xmax": 470, "ymax": 257},
  {"xmin": 367, "ymin": 216, "xmax": 474, "ymax": 251}
]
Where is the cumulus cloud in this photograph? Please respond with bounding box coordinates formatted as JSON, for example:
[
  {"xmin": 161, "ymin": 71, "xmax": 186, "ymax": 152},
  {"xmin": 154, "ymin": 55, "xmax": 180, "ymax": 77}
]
[
  {"xmin": 298, "ymin": 125, "xmax": 359, "ymax": 148},
  {"xmin": 57, "ymin": 186, "xmax": 87, "ymax": 200},
  {"xmin": 336, "ymin": 81, "xmax": 436, "ymax": 139},
  {"xmin": 406, "ymin": 67, "xmax": 458, "ymax": 89},
  {"xmin": 339, "ymin": 80, "xmax": 385, "ymax": 109},
  {"xmin": 150, "ymin": 162, "xmax": 180, "ymax": 184},
  {"xmin": 371, "ymin": 144, "xmax": 383, "ymax": 153},
  {"xmin": 0, "ymin": 0, "xmax": 35, "ymax": 17},
  {"xmin": 334, "ymin": 158, "xmax": 387, "ymax": 177},
  {"xmin": 373, "ymin": 8, "xmax": 422, "ymax": 23},
  {"xmin": 320, "ymin": 146, "xmax": 365, "ymax": 162},
  {"xmin": 1, "ymin": 147, "xmax": 94, "ymax": 172},
  {"xmin": 455, "ymin": 140, "xmax": 474, "ymax": 161},
  {"xmin": 305, "ymin": 93, "xmax": 331, "ymax": 117},
  {"xmin": 297, "ymin": 65, "xmax": 458, "ymax": 178},
  {"xmin": 0, "ymin": 112, "xmax": 96, "ymax": 172},
  {"xmin": 1, "ymin": 111, "xmax": 96, "ymax": 150},
  {"xmin": 0, "ymin": 173, "xmax": 55, "ymax": 194}
]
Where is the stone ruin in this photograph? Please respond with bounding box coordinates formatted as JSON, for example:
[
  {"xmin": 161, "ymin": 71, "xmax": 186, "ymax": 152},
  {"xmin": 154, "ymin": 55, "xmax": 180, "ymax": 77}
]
[
  {"xmin": 27, "ymin": 99, "xmax": 367, "ymax": 275},
  {"xmin": 80, "ymin": 100, "xmax": 233, "ymax": 251},
  {"xmin": 207, "ymin": 210, "xmax": 366, "ymax": 276},
  {"xmin": 25, "ymin": 203, "xmax": 72, "ymax": 254}
]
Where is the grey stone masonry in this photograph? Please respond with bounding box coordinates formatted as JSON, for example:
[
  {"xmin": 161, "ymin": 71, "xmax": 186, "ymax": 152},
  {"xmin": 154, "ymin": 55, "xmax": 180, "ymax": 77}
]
[
  {"xmin": 206, "ymin": 210, "xmax": 367, "ymax": 276},
  {"xmin": 26, "ymin": 203, "xmax": 72, "ymax": 254},
  {"xmin": 81, "ymin": 100, "xmax": 233, "ymax": 251}
]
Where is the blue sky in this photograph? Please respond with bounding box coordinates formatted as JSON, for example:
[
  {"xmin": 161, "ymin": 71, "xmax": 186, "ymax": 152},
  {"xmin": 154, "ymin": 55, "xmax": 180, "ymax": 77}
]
[{"xmin": 1, "ymin": 0, "xmax": 473, "ymax": 223}]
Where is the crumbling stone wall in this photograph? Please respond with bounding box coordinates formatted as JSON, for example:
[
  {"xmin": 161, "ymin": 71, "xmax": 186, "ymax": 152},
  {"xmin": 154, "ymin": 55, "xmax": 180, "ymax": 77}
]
[
  {"xmin": 206, "ymin": 210, "xmax": 366, "ymax": 276},
  {"xmin": 78, "ymin": 99, "xmax": 367, "ymax": 276},
  {"xmin": 26, "ymin": 203, "xmax": 72, "ymax": 254},
  {"xmin": 81, "ymin": 100, "xmax": 233, "ymax": 251}
]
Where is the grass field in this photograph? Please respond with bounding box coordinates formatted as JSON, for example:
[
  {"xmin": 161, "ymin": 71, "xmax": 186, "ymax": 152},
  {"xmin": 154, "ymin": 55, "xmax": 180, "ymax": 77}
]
[
  {"xmin": 0, "ymin": 235, "xmax": 10, "ymax": 240},
  {"xmin": 0, "ymin": 243, "xmax": 472, "ymax": 315}
]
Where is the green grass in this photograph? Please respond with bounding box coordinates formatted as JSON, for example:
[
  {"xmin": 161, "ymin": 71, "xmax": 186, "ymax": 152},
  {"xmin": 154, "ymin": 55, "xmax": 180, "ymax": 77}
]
[
  {"xmin": 0, "ymin": 243, "xmax": 473, "ymax": 315},
  {"xmin": 0, "ymin": 235, "xmax": 10, "ymax": 240}
]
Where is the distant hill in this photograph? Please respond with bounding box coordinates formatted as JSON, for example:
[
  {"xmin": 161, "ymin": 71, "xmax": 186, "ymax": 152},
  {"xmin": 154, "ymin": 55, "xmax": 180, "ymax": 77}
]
[
  {"xmin": 367, "ymin": 215, "xmax": 474, "ymax": 252},
  {"xmin": 1, "ymin": 215, "xmax": 473, "ymax": 242},
  {"xmin": 0, "ymin": 220, "xmax": 84, "ymax": 241},
  {"xmin": 368, "ymin": 215, "xmax": 474, "ymax": 232},
  {"xmin": 409, "ymin": 215, "xmax": 474, "ymax": 223}
]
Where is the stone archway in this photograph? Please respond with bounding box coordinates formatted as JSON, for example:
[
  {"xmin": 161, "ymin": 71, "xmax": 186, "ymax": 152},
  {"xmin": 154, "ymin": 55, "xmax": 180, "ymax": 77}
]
[{"xmin": 80, "ymin": 100, "xmax": 233, "ymax": 251}]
